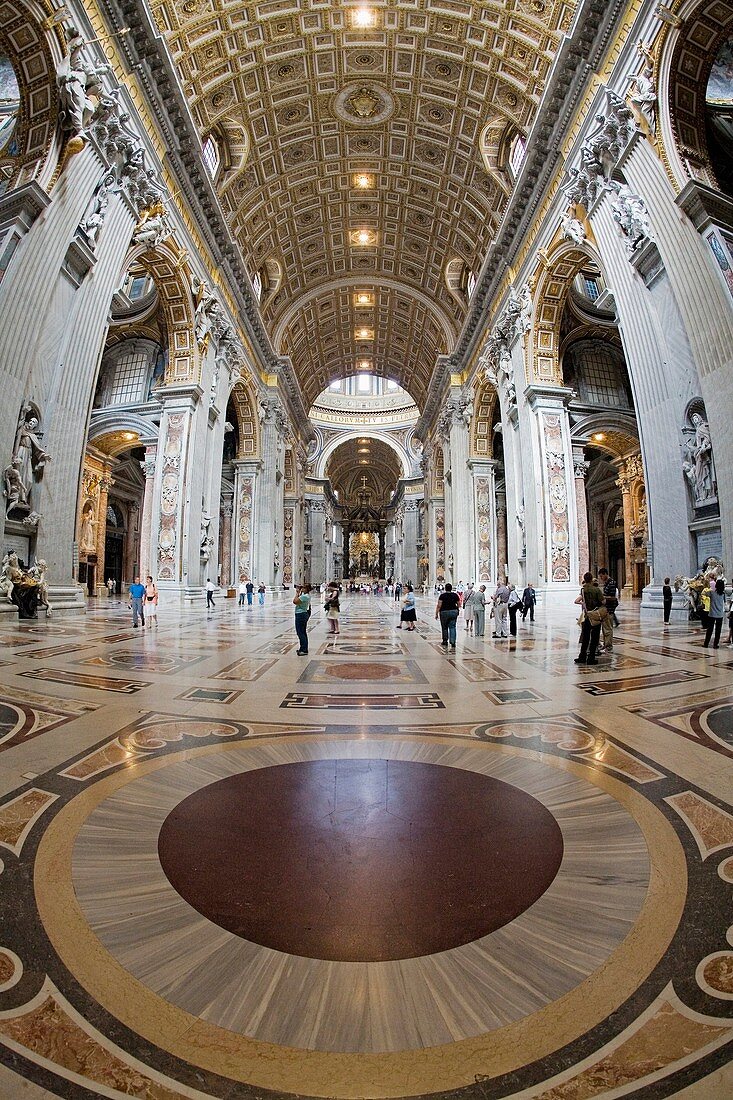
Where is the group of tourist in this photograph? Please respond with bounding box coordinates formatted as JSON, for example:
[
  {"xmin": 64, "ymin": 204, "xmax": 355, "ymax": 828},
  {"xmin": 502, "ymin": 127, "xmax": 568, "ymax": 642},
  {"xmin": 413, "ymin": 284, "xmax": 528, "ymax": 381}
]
[
  {"xmin": 664, "ymin": 571, "xmax": 732, "ymax": 649},
  {"xmin": 432, "ymin": 581, "xmax": 538, "ymax": 649},
  {"xmin": 574, "ymin": 570, "xmax": 620, "ymax": 665},
  {"xmin": 127, "ymin": 575, "xmax": 158, "ymax": 628}
]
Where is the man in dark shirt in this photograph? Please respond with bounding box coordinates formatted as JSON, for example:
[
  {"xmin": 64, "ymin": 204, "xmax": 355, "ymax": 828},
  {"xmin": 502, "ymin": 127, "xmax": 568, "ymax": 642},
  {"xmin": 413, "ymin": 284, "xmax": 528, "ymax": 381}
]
[
  {"xmin": 129, "ymin": 576, "xmax": 145, "ymax": 628},
  {"xmin": 245, "ymin": 579, "xmax": 254, "ymax": 606},
  {"xmin": 574, "ymin": 572, "xmax": 605, "ymax": 665},
  {"xmin": 521, "ymin": 583, "xmax": 536, "ymax": 621},
  {"xmin": 435, "ymin": 583, "xmax": 460, "ymax": 650}
]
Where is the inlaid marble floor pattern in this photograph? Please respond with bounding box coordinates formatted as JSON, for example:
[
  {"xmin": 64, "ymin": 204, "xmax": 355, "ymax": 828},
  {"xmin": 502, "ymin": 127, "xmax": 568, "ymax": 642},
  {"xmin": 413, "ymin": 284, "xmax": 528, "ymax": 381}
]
[{"xmin": 0, "ymin": 592, "xmax": 731, "ymax": 1099}]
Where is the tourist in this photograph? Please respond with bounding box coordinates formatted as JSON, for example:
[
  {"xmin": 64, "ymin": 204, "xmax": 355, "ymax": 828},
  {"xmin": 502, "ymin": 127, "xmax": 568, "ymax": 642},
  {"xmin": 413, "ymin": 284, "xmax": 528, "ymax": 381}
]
[
  {"xmin": 238, "ymin": 579, "xmax": 247, "ymax": 606},
  {"xmin": 106, "ymin": 577, "xmax": 115, "ymax": 598},
  {"xmin": 258, "ymin": 581, "xmax": 266, "ymax": 606},
  {"xmin": 508, "ymin": 584, "xmax": 522, "ymax": 636},
  {"xmin": 699, "ymin": 583, "xmax": 711, "ymax": 632},
  {"xmin": 129, "ymin": 575, "xmax": 145, "ymax": 628},
  {"xmin": 246, "ymin": 578, "xmax": 255, "ymax": 606},
  {"xmin": 324, "ymin": 585, "xmax": 340, "ymax": 635},
  {"xmin": 492, "ymin": 579, "xmax": 510, "ymax": 639},
  {"xmin": 599, "ymin": 568, "xmax": 620, "ymax": 629},
  {"xmin": 574, "ymin": 571, "xmax": 606, "ymax": 665},
  {"xmin": 293, "ymin": 584, "xmax": 311, "ymax": 654},
  {"xmin": 436, "ymin": 583, "xmax": 460, "ymax": 650},
  {"xmin": 400, "ymin": 584, "xmax": 417, "ymax": 631},
  {"xmin": 662, "ymin": 576, "xmax": 673, "ymax": 625},
  {"xmin": 462, "ymin": 583, "xmax": 475, "ymax": 633},
  {"xmin": 394, "ymin": 581, "xmax": 402, "ymax": 601},
  {"xmin": 521, "ymin": 582, "xmax": 536, "ymax": 621},
  {"xmin": 703, "ymin": 578, "xmax": 726, "ymax": 649},
  {"xmin": 206, "ymin": 578, "xmax": 215, "ymax": 609},
  {"xmin": 727, "ymin": 590, "xmax": 733, "ymax": 648},
  {"xmin": 144, "ymin": 575, "xmax": 158, "ymax": 625},
  {"xmin": 473, "ymin": 584, "xmax": 487, "ymax": 637}
]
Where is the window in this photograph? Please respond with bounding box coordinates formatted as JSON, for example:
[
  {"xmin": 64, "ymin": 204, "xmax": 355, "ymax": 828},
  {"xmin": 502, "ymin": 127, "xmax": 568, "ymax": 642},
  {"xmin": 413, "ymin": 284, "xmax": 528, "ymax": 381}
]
[
  {"xmin": 329, "ymin": 380, "xmax": 342, "ymax": 391},
  {"xmin": 357, "ymin": 374, "xmax": 370, "ymax": 393},
  {"xmin": 583, "ymin": 277, "xmax": 599, "ymax": 301},
  {"xmin": 108, "ymin": 349, "xmax": 151, "ymax": 405},
  {"xmin": 564, "ymin": 340, "xmax": 631, "ymax": 409},
  {"xmin": 251, "ymin": 270, "xmax": 263, "ymax": 302},
  {"xmin": 466, "ymin": 270, "xmax": 477, "ymax": 298},
  {"xmin": 387, "ymin": 380, "xmax": 398, "ymax": 391},
  {"xmin": 0, "ymin": 56, "xmax": 20, "ymax": 154},
  {"xmin": 128, "ymin": 276, "xmax": 148, "ymax": 300},
  {"xmin": 508, "ymin": 133, "xmax": 527, "ymax": 179},
  {"xmin": 202, "ymin": 134, "xmax": 220, "ymax": 179}
]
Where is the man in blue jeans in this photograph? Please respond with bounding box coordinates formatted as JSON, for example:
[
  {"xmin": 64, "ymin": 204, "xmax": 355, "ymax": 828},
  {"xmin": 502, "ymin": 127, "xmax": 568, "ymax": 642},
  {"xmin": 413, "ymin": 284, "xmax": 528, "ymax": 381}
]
[
  {"xmin": 435, "ymin": 583, "xmax": 460, "ymax": 650},
  {"xmin": 129, "ymin": 576, "xmax": 145, "ymax": 628}
]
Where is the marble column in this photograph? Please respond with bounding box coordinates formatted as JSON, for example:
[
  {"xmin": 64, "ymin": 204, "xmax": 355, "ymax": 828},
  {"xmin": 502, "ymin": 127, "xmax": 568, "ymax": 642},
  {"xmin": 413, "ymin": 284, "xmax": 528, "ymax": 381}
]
[
  {"xmin": 525, "ymin": 385, "xmax": 576, "ymax": 597},
  {"xmin": 615, "ymin": 466, "xmax": 635, "ymax": 596},
  {"xmin": 573, "ymin": 450, "xmax": 590, "ymax": 582},
  {"xmin": 220, "ymin": 499, "xmax": 233, "ymax": 589},
  {"xmin": 447, "ymin": 413, "xmax": 474, "ymax": 586},
  {"xmin": 255, "ymin": 395, "xmax": 287, "ymax": 586},
  {"xmin": 378, "ymin": 527, "xmax": 386, "ymax": 580},
  {"xmin": 591, "ymin": 500, "xmax": 606, "ymax": 578},
  {"xmin": 94, "ymin": 472, "xmax": 114, "ymax": 596},
  {"xmin": 123, "ymin": 501, "xmax": 139, "ymax": 586},
  {"xmin": 138, "ymin": 449, "xmax": 157, "ymax": 583},
  {"xmin": 496, "ymin": 492, "xmax": 508, "ymax": 584},
  {"xmin": 233, "ymin": 460, "xmax": 260, "ymax": 583},
  {"xmin": 470, "ymin": 460, "xmax": 496, "ymax": 586}
]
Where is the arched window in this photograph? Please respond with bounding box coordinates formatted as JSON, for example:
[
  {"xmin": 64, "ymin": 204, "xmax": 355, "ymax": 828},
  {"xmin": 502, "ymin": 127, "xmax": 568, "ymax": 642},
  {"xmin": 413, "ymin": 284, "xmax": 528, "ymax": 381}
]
[
  {"xmin": 706, "ymin": 37, "xmax": 733, "ymax": 196},
  {"xmin": 202, "ymin": 133, "xmax": 221, "ymax": 179},
  {"xmin": 507, "ymin": 132, "xmax": 527, "ymax": 180},
  {"xmin": 0, "ymin": 55, "xmax": 20, "ymax": 154}
]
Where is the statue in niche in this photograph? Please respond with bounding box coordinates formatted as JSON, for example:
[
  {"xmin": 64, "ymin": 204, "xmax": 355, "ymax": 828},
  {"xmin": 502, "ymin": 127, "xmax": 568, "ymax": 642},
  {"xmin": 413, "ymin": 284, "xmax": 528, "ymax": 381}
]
[
  {"xmin": 12, "ymin": 405, "xmax": 50, "ymax": 505},
  {"xmin": 682, "ymin": 411, "xmax": 716, "ymax": 505},
  {"xmin": 134, "ymin": 201, "xmax": 172, "ymax": 249},
  {"xmin": 80, "ymin": 505, "xmax": 97, "ymax": 553},
  {"xmin": 608, "ymin": 183, "xmax": 651, "ymax": 252}
]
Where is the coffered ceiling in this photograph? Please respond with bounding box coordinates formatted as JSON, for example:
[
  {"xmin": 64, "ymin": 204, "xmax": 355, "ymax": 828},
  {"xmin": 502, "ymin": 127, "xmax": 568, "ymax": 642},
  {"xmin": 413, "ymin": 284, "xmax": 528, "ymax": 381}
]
[
  {"xmin": 325, "ymin": 436, "xmax": 403, "ymax": 505},
  {"xmin": 149, "ymin": 0, "xmax": 575, "ymax": 408}
]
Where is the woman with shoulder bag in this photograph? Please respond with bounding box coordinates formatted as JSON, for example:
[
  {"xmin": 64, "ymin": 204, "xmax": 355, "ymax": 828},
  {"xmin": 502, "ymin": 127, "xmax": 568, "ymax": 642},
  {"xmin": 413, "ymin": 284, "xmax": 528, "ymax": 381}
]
[
  {"xmin": 400, "ymin": 585, "xmax": 417, "ymax": 631},
  {"xmin": 144, "ymin": 575, "xmax": 158, "ymax": 626},
  {"xmin": 324, "ymin": 588, "xmax": 340, "ymax": 636},
  {"xmin": 574, "ymin": 572, "xmax": 606, "ymax": 665}
]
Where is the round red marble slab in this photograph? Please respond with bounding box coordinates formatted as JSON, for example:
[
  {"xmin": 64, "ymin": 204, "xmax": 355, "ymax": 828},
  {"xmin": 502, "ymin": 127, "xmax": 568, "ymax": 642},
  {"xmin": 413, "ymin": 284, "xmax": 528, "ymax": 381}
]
[{"xmin": 158, "ymin": 758, "xmax": 563, "ymax": 962}]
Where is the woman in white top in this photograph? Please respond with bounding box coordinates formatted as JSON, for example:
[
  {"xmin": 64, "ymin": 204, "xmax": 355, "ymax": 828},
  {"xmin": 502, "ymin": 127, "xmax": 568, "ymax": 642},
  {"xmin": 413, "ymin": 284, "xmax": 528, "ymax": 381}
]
[{"xmin": 462, "ymin": 584, "xmax": 475, "ymax": 633}]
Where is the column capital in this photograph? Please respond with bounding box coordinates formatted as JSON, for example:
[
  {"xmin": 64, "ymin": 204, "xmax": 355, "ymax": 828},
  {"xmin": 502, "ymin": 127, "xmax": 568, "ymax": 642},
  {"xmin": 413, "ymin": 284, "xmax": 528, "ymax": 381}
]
[
  {"xmin": 524, "ymin": 384, "xmax": 574, "ymax": 411},
  {"xmin": 157, "ymin": 383, "xmax": 204, "ymax": 411}
]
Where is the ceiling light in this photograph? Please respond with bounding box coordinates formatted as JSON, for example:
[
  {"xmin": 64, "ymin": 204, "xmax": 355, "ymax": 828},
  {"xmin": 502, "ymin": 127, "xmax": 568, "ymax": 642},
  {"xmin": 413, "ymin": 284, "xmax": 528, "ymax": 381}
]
[
  {"xmin": 351, "ymin": 228, "xmax": 376, "ymax": 246},
  {"xmin": 123, "ymin": 432, "xmax": 136, "ymax": 440},
  {"xmin": 359, "ymin": 359, "xmax": 372, "ymax": 370},
  {"xmin": 354, "ymin": 173, "xmax": 374, "ymax": 189},
  {"xmin": 352, "ymin": 7, "xmax": 376, "ymax": 29},
  {"xmin": 356, "ymin": 327, "xmax": 373, "ymax": 339},
  {"xmin": 593, "ymin": 432, "xmax": 606, "ymax": 441},
  {"xmin": 358, "ymin": 438, "xmax": 369, "ymax": 443},
  {"xmin": 354, "ymin": 291, "xmax": 374, "ymax": 307}
]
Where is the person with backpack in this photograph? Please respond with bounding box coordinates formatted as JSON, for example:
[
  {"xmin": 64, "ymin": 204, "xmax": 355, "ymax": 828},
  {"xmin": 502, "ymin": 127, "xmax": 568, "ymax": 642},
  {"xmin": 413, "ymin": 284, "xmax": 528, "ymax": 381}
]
[{"xmin": 598, "ymin": 568, "xmax": 619, "ymax": 653}]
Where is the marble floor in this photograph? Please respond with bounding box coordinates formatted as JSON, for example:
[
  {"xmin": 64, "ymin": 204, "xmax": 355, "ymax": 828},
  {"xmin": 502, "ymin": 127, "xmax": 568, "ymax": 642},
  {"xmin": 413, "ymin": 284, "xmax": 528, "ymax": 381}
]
[{"xmin": 0, "ymin": 592, "xmax": 731, "ymax": 1099}]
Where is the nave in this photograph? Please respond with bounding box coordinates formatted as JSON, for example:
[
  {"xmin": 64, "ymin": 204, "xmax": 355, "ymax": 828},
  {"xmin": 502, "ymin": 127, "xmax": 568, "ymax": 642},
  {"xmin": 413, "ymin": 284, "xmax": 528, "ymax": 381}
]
[{"xmin": 0, "ymin": 594, "xmax": 730, "ymax": 1098}]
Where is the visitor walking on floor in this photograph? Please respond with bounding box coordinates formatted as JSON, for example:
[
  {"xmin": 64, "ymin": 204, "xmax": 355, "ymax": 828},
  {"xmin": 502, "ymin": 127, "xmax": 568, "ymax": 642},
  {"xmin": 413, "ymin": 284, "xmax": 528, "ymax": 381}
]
[
  {"xmin": 324, "ymin": 586, "xmax": 340, "ymax": 635},
  {"xmin": 246, "ymin": 579, "xmax": 254, "ymax": 606},
  {"xmin": 144, "ymin": 576, "xmax": 158, "ymax": 626},
  {"xmin": 258, "ymin": 581, "xmax": 266, "ymax": 606},
  {"xmin": 727, "ymin": 590, "xmax": 733, "ymax": 648},
  {"xmin": 399, "ymin": 584, "xmax": 417, "ymax": 630},
  {"xmin": 462, "ymin": 583, "xmax": 475, "ymax": 633},
  {"xmin": 492, "ymin": 579, "xmax": 510, "ymax": 639},
  {"xmin": 106, "ymin": 577, "xmax": 115, "ymax": 598},
  {"xmin": 473, "ymin": 585, "xmax": 487, "ymax": 637},
  {"xmin": 508, "ymin": 584, "xmax": 521, "ymax": 636},
  {"xmin": 703, "ymin": 578, "xmax": 726, "ymax": 649},
  {"xmin": 206, "ymin": 579, "xmax": 215, "ymax": 610},
  {"xmin": 521, "ymin": 582, "xmax": 536, "ymax": 621},
  {"xmin": 436, "ymin": 583, "xmax": 460, "ymax": 650},
  {"xmin": 129, "ymin": 576, "xmax": 145, "ymax": 628},
  {"xmin": 238, "ymin": 579, "xmax": 247, "ymax": 607},
  {"xmin": 293, "ymin": 584, "xmax": 311, "ymax": 654},
  {"xmin": 598, "ymin": 568, "xmax": 618, "ymax": 653},
  {"xmin": 662, "ymin": 577, "xmax": 673, "ymax": 625},
  {"xmin": 574, "ymin": 572, "xmax": 606, "ymax": 665}
]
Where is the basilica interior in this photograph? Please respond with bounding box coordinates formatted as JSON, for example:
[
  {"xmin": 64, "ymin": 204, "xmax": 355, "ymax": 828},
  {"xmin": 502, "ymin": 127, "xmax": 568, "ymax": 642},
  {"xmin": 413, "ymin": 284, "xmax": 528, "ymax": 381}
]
[{"xmin": 0, "ymin": 0, "xmax": 732, "ymax": 1097}]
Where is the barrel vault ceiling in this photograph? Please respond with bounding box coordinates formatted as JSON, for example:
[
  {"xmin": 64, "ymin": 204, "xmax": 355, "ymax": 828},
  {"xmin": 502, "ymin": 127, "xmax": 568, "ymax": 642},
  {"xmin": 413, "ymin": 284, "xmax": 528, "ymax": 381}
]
[
  {"xmin": 148, "ymin": 0, "xmax": 576, "ymax": 409},
  {"xmin": 325, "ymin": 436, "xmax": 403, "ymax": 504}
]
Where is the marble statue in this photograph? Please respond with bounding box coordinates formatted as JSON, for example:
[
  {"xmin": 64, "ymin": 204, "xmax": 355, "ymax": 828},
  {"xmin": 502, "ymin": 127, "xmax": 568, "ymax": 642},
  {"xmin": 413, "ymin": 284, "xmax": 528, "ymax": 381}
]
[
  {"xmin": 28, "ymin": 559, "xmax": 52, "ymax": 614},
  {"xmin": 80, "ymin": 508, "xmax": 97, "ymax": 553},
  {"xmin": 56, "ymin": 26, "xmax": 107, "ymax": 141},
  {"xmin": 134, "ymin": 201, "xmax": 172, "ymax": 248},
  {"xmin": 0, "ymin": 552, "xmax": 22, "ymax": 600},
  {"xmin": 192, "ymin": 277, "xmax": 216, "ymax": 353},
  {"xmin": 81, "ymin": 170, "xmax": 115, "ymax": 245},
  {"xmin": 561, "ymin": 210, "xmax": 586, "ymax": 246},
  {"xmin": 3, "ymin": 460, "xmax": 28, "ymax": 517},
  {"xmin": 682, "ymin": 412, "xmax": 716, "ymax": 505},
  {"xmin": 609, "ymin": 183, "xmax": 651, "ymax": 252},
  {"xmin": 628, "ymin": 43, "xmax": 657, "ymax": 134},
  {"xmin": 12, "ymin": 405, "xmax": 50, "ymax": 503}
]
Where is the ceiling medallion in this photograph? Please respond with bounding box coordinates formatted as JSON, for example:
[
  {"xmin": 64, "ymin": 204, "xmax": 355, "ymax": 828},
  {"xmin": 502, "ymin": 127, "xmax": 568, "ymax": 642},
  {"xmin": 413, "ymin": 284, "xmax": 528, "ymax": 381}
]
[{"xmin": 333, "ymin": 83, "xmax": 396, "ymax": 128}]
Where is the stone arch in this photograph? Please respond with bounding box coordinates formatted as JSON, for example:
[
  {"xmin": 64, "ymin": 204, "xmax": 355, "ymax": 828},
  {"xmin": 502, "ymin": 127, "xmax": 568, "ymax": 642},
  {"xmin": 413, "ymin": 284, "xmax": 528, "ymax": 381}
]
[
  {"xmin": 314, "ymin": 431, "xmax": 411, "ymax": 482},
  {"xmin": 471, "ymin": 382, "xmax": 499, "ymax": 458},
  {"xmin": 662, "ymin": 0, "xmax": 733, "ymax": 189},
  {"xmin": 528, "ymin": 241, "xmax": 606, "ymax": 385},
  {"xmin": 0, "ymin": 0, "xmax": 60, "ymax": 192},
  {"xmin": 119, "ymin": 242, "xmax": 199, "ymax": 385},
  {"xmin": 227, "ymin": 379, "xmax": 260, "ymax": 459}
]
